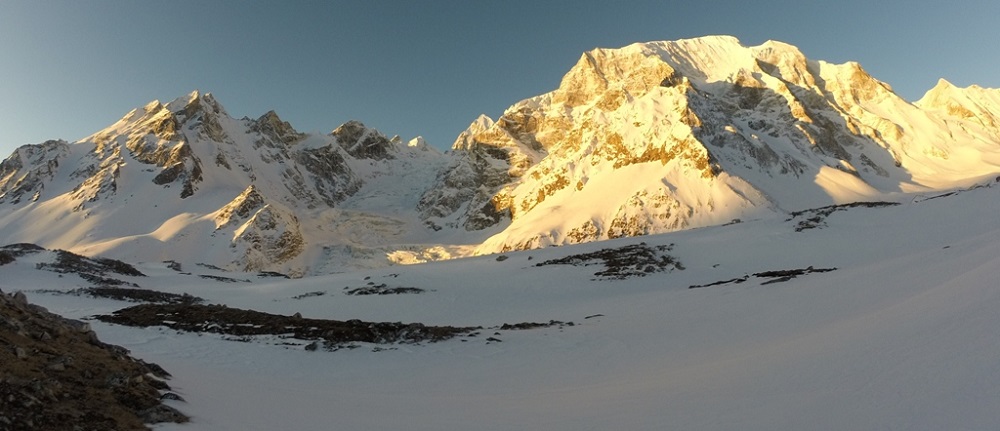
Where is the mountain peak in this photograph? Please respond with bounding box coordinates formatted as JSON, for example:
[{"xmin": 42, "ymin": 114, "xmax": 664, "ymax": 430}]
[
  {"xmin": 164, "ymin": 90, "xmax": 227, "ymax": 120},
  {"xmin": 331, "ymin": 120, "xmax": 395, "ymax": 160},
  {"xmin": 916, "ymin": 78, "xmax": 964, "ymax": 107},
  {"xmin": 164, "ymin": 90, "xmax": 200, "ymax": 111},
  {"xmin": 251, "ymin": 110, "xmax": 301, "ymax": 146},
  {"xmin": 450, "ymin": 115, "xmax": 496, "ymax": 150}
]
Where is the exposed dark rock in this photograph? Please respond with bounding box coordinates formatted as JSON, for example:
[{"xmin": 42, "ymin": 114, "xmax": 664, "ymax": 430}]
[
  {"xmin": 1, "ymin": 243, "xmax": 46, "ymax": 257},
  {"xmin": 250, "ymin": 110, "xmax": 304, "ymax": 146},
  {"xmin": 29, "ymin": 248, "xmax": 145, "ymax": 287},
  {"xmin": 787, "ymin": 201, "xmax": 899, "ymax": 231},
  {"xmin": 345, "ymin": 284, "xmax": 425, "ymax": 296},
  {"xmin": 332, "ymin": 120, "xmax": 395, "ymax": 160},
  {"xmin": 689, "ymin": 266, "xmax": 837, "ymax": 288},
  {"xmin": 688, "ymin": 275, "xmax": 750, "ymax": 289},
  {"xmin": 257, "ymin": 271, "xmax": 291, "ymax": 279},
  {"xmin": 498, "ymin": 320, "xmax": 574, "ymax": 330},
  {"xmin": 291, "ymin": 291, "xmax": 326, "ymax": 300},
  {"xmin": 416, "ymin": 122, "xmax": 519, "ymax": 231},
  {"xmin": 753, "ymin": 266, "xmax": 837, "ymax": 284},
  {"xmin": 0, "ymin": 140, "xmax": 68, "ymax": 205},
  {"xmin": 96, "ymin": 303, "xmax": 475, "ymax": 348},
  {"xmin": 198, "ymin": 274, "xmax": 250, "ymax": 283},
  {"xmin": 60, "ymin": 287, "xmax": 203, "ymax": 305},
  {"xmin": 535, "ymin": 242, "xmax": 684, "ymax": 280},
  {"xmin": 0, "ymin": 290, "xmax": 186, "ymax": 430},
  {"xmin": 293, "ymin": 145, "xmax": 362, "ymax": 207},
  {"xmin": 215, "ymin": 185, "xmax": 266, "ymax": 229}
]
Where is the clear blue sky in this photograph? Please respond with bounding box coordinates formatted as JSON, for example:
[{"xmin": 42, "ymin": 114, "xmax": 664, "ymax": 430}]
[{"xmin": 1, "ymin": 0, "xmax": 998, "ymax": 154}]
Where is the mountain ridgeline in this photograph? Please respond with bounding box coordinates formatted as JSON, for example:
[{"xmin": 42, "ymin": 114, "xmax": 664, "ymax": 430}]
[{"xmin": 2, "ymin": 36, "xmax": 1000, "ymax": 274}]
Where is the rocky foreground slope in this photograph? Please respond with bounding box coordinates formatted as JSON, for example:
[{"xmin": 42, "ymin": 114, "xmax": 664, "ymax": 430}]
[
  {"xmin": 0, "ymin": 283, "xmax": 186, "ymax": 430},
  {"xmin": 2, "ymin": 36, "xmax": 1000, "ymax": 273}
]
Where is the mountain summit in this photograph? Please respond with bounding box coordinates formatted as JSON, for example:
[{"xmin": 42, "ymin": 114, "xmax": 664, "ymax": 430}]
[
  {"xmin": 3, "ymin": 36, "xmax": 1000, "ymax": 273},
  {"xmin": 426, "ymin": 36, "xmax": 1000, "ymax": 252}
]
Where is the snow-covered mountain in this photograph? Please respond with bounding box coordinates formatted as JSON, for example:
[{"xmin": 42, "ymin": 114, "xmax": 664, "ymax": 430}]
[
  {"xmin": 426, "ymin": 36, "xmax": 1000, "ymax": 253},
  {"xmin": 0, "ymin": 91, "xmax": 457, "ymax": 276},
  {"xmin": 4, "ymin": 36, "xmax": 1000, "ymax": 273}
]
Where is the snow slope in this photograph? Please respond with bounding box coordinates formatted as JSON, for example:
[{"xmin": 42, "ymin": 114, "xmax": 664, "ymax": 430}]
[{"xmin": 8, "ymin": 178, "xmax": 1000, "ymax": 430}]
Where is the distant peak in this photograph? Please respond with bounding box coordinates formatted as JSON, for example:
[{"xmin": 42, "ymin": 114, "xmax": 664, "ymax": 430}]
[
  {"xmin": 646, "ymin": 34, "xmax": 742, "ymax": 49},
  {"xmin": 759, "ymin": 39, "xmax": 797, "ymax": 50},
  {"xmin": 471, "ymin": 114, "xmax": 495, "ymax": 130},
  {"xmin": 934, "ymin": 78, "xmax": 956, "ymax": 89},
  {"xmin": 408, "ymin": 136, "xmax": 427, "ymax": 148},
  {"xmin": 142, "ymin": 100, "xmax": 164, "ymax": 112},
  {"xmin": 916, "ymin": 78, "xmax": 960, "ymax": 106},
  {"xmin": 332, "ymin": 120, "xmax": 396, "ymax": 160},
  {"xmin": 752, "ymin": 39, "xmax": 808, "ymax": 61},
  {"xmin": 687, "ymin": 34, "xmax": 741, "ymax": 45},
  {"xmin": 162, "ymin": 90, "xmax": 226, "ymax": 119},
  {"xmin": 165, "ymin": 90, "xmax": 199, "ymax": 112},
  {"xmin": 255, "ymin": 110, "xmax": 289, "ymax": 128},
  {"xmin": 331, "ymin": 120, "xmax": 368, "ymax": 136}
]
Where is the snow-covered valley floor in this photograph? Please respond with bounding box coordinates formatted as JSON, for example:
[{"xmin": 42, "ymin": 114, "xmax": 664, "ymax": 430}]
[{"xmin": 8, "ymin": 182, "xmax": 1000, "ymax": 430}]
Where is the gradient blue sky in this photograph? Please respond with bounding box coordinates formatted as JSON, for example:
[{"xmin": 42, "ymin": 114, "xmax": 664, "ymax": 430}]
[{"xmin": 1, "ymin": 0, "xmax": 997, "ymax": 154}]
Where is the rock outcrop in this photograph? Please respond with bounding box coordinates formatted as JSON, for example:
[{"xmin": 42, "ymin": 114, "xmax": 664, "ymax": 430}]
[{"xmin": 0, "ymin": 289, "xmax": 186, "ymax": 430}]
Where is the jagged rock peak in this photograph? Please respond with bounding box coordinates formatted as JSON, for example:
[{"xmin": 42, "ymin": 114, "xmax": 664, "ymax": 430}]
[
  {"xmin": 0, "ymin": 140, "xmax": 70, "ymax": 205},
  {"xmin": 916, "ymin": 78, "xmax": 998, "ymax": 107},
  {"xmin": 331, "ymin": 120, "xmax": 395, "ymax": 160},
  {"xmin": 251, "ymin": 110, "xmax": 303, "ymax": 145},
  {"xmin": 407, "ymin": 136, "xmax": 429, "ymax": 149},
  {"xmin": 450, "ymin": 115, "xmax": 496, "ymax": 151},
  {"xmin": 165, "ymin": 90, "xmax": 227, "ymax": 119},
  {"xmin": 215, "ymin": 184, "xmax": 267, "ymax": 229}
]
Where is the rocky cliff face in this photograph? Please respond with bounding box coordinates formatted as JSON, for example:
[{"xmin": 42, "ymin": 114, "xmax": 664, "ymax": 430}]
[
  {"xmin": 417, "ymin": 114, "xmax": 541, "ymax": 232},
  {"xmin": 0, "ymin": 140, "xmax": 69, "ymax": 205}
]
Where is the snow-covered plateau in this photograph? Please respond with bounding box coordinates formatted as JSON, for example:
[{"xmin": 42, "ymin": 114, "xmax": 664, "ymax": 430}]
[{"xmin": 3, "ymin": 35, "xmax": 1000, "ymax": 429}]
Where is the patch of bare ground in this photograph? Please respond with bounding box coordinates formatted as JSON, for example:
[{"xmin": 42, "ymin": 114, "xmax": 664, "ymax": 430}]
[
  {"xmin": 535, "ymin": 242, "xmax": 684, "ymax": 280},
  {"xmin": 62, "ymin": 287, "xmax": 203, "ymax": 305},
  {"xmin": 689, "ymin": 266, "xmax": 837, "ymax": 289},
  {"xmin": 787, "ymin": 201, "xmax": 899, "ymax": 232},
  {"xmin": 96, "ymin": 303, "xmax": 476, "ymax": 350},
  {"xmin": 0, "ymin": 289, "xmax": 186, "ymax": 430},
  {"xmin": 345, "ymin": 283, "xmax": 426, "ymax": 295}
]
